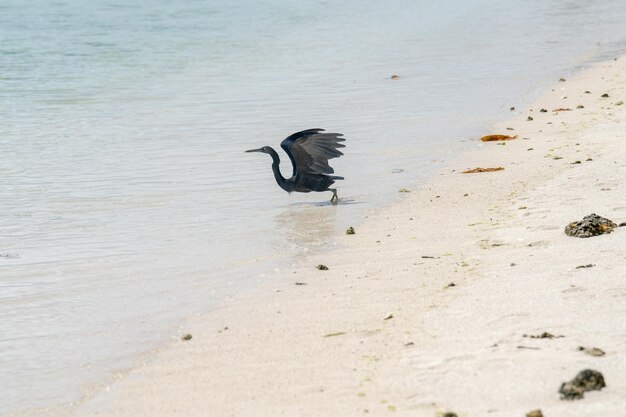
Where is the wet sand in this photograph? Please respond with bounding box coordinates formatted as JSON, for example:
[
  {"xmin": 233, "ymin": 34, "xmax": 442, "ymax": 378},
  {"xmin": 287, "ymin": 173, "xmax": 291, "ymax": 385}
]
[{"xmin": 78, "ymin": 57, "xmax": 626, "ymax": 417}]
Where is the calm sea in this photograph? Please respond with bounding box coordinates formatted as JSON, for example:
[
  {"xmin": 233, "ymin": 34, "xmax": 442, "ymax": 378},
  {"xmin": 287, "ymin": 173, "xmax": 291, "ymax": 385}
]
[{"xmin": 2, "ymin": 0, "xmax": 626, "ymax": 414}]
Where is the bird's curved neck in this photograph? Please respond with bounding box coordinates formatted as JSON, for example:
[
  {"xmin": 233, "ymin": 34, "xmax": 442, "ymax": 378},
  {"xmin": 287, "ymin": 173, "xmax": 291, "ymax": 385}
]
[{"xmin": 266, "ymin": 147, "xmax": 290, "ymax": 190}]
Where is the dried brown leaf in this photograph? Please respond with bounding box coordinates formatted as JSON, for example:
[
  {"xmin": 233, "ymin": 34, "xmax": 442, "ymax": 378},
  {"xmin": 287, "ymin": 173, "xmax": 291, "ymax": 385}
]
[
  {"xmin": 462, "ymin": 167, "xmax": 505, "ymax": 174},
  {"xmin": 480, "ymin": 134, "xmax": 518, "ymax": 142}
]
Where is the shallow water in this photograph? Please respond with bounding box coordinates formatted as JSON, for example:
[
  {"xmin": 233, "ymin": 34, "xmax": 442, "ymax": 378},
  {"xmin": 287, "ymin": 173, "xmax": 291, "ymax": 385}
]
[{"xmin": 2, "ymin": 0, "xmax": 626, "ymax": 414}]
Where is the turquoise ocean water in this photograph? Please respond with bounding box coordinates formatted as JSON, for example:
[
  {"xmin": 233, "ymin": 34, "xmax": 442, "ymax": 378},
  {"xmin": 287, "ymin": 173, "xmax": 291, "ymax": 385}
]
[{"xmin": 2, "ymin": 0, "xmax": 626, "ymax": 414}]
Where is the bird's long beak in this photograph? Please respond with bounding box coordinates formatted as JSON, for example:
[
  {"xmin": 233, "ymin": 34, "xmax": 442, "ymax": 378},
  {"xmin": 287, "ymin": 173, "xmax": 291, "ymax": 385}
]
[{"xmin": 245, "ymin": 148, "xmax": 263, "ymax": 153}]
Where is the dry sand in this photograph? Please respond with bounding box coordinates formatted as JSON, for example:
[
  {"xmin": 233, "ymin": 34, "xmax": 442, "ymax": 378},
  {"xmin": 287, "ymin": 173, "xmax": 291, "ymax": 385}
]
[{"xmin": 78, "ymin": 57, "xmax": 626, "ymax": 417}]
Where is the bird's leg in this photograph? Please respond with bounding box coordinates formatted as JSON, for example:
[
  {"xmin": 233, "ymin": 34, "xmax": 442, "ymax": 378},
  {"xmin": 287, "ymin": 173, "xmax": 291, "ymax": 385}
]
[{"xmin": 330, "ymin": 189, "xmax": 338, "ymax": 204}]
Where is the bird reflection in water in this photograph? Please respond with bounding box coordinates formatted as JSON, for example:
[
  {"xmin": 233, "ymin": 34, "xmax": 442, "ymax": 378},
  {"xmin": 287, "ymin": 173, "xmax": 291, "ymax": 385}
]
[{"xmin": 274, "ymin": 204, "xmax": 338, "ymax": 259}]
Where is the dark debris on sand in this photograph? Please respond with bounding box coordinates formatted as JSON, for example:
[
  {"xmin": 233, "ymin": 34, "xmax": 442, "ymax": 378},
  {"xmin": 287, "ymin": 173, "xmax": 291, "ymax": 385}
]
[{"xmin": 523, "ymin": 332, "xmax": 563, "ymax": 339}]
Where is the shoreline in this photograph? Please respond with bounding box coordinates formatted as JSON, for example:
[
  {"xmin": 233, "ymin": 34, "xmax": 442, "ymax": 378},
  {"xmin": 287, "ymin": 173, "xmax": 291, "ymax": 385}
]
[{"xmin": 76, "ymin": 57, "xmax": 626, "ymax": 416}]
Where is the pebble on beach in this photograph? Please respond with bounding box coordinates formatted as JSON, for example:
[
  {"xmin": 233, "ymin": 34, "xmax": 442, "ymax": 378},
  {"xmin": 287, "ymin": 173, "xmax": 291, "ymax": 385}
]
[
  {"xmin": 578, "ymin": 346, "xmax": 606, "ymax": 356},
  {"xmin": 564, "ymin": 213, "xmax": 617, "ymax": 238},
  {"xmin": 526, "ymin": 410, "xmax": 543, "ymax": 417},
  {"xmin": 346, "ymin": 227, "xmax": 355, "ymax": 235},
  {"xmin": 316, "ymin": 264, "xmax": 329, "ymax": 270},
  {"xmin": 181, "ymin": 334, "xmax": 192, "ymax": 341},
  {"xmin": 559, "ymin": 369, "xmax": 606, "ymax": 400}
]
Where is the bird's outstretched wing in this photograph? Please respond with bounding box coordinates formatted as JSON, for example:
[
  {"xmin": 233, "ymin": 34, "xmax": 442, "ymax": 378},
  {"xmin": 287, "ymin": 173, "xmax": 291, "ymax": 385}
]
[{"xmin": 280, "ymin": 129, "xmax": 346, "ymax": 177}]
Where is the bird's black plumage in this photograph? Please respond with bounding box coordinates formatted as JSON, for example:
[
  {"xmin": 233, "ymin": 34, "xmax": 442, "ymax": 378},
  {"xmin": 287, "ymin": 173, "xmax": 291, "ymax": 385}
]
[{"xmin": 245, "ymin": 129, "xmax": 346, "ymax": 202}]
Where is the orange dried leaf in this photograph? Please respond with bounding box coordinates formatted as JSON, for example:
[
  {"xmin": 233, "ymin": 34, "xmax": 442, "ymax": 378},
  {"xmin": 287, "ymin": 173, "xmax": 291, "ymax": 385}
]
[
  {"xmin": 480, "ymin": 134, "xmax": 518, "ymax": 142},
  {"xmin": 462, "ymin": 167, "xmax": 505, "ymax": 174}
]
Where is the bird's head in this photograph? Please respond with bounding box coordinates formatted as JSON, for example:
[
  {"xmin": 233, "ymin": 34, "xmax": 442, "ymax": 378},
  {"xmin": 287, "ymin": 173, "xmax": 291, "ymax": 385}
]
[{"xmin": 245, "ymin": 146, "xmax": 271, "ymax": 154}]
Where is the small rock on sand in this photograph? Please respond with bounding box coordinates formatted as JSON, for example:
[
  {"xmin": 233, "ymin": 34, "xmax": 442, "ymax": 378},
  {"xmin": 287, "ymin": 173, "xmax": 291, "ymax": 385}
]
[
  {"xmin": 601, "ymin": 93, "xmax": 609, "ymax": 97},
  {"xmin": 526, "ymin": 410, "xmax": 543, "ymax": 417},
  {"xmin": 316, "ymin": 264, "xmax": 329, "ymax": 270},
  {"xmin": 564, "ymin": 213, "xmax": 617, "ymax": 238},
  {"xmin": 559, "ymin": 369, "xmax": 606, "ymax": 400},
  {"xmin": 181, "ymin": 334, "xmax": 192, "ymax": 341},
  {"xmin": 346, "ymin": 226, "xmax": 355, "ymax": 235},
  {"xmin": 577, "ymin": 346, "xmax": 606, "ymax": 357}
]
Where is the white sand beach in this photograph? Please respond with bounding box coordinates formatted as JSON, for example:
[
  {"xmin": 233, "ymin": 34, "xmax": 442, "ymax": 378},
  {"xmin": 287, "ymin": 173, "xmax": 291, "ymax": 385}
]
[{"xmin": 77, "ymin": 57, "xmax": 626, "ymax": 417}]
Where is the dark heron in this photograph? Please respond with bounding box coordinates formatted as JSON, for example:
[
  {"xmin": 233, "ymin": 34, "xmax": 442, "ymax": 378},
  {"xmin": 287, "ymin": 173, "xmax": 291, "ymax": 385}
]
[{"xmin": 245, "ymin": 128, "xmax": 346, "ymax": 202}]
